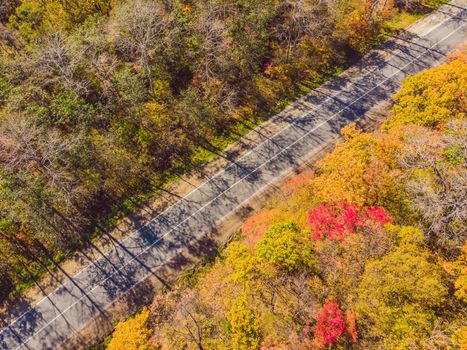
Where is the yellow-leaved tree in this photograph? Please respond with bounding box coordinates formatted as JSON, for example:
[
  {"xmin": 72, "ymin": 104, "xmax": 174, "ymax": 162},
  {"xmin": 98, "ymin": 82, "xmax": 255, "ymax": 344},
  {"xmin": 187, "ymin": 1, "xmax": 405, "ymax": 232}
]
[
  {"xmin": 228, "ymin": 295, "xmax": 261, "ymax": 350},
  {"xmin": 106, "ymin": 308, "xmax": 152, "ymax": 350},
  {"xmin": 383, "ymin": 56, "xmax": 466, "ymax": 130}
]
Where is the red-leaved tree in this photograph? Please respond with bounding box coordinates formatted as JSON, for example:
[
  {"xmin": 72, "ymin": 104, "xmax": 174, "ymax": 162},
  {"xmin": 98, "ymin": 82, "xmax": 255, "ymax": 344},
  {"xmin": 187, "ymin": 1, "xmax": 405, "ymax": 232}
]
[
  {"xmin": 313, "ymin": 301, "xmax": 358, "ymax": 348},
  {"xmin": 307, "ymin": 204, "xmax": 391, "ymax": 241},
  {"xmin": 314, "ymin": 301, "xmax": 346, "ymax": 347}
]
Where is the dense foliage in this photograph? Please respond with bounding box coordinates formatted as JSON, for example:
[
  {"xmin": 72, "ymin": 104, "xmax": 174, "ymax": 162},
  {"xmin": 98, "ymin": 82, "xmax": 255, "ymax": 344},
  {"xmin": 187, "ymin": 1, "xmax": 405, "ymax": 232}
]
[
  {"xmin": 106, "ymin": 53, "xmax": 466, "ymax": 349},
  {"xmin": 0, "ymin": 0, "xmax": 434, "ymax": 302},
  {"xmin": 106, "ymin": 307, "xmax": 152, "ymax": 350}
]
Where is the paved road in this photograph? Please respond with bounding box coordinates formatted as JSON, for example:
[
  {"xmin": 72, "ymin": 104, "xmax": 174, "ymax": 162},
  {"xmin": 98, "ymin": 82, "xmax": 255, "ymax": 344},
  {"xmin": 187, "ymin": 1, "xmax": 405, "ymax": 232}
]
[{"xmin": 1, "ymin": 2, "xmax": 466, "ymax": 349}]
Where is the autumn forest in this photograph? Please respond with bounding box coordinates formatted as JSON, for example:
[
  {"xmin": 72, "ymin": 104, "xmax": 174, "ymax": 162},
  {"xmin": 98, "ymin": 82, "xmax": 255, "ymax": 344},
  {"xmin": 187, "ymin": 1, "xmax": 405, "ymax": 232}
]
[
  {"xmin": 0, "ymin": 0, "xmax": 465, "ymax": 349},
  {"xmin": 0, "ymin": 0, "xmax": 440, "ymax": 303}
]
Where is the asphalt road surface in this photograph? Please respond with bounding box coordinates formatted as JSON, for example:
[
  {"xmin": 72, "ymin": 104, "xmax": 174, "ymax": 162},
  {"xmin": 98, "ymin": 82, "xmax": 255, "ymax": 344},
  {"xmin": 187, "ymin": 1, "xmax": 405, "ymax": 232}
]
[{"xmin": 1, "ymin": 2, "xmax": 466, "ymax": 349}]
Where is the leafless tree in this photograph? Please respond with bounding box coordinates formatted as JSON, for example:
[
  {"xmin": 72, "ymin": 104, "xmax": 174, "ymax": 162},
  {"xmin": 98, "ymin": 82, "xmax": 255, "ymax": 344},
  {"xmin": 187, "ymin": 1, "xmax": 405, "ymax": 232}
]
[
  {"xmin": 151, "ymin": 289, "xmax": 219, "ymax": 350},
  {"xmin": 191, "ymin": 1, "xmax": 231, "ymax": 83},
  {"xmin": 399, "ymin": 121, "xmax": 467, "ymax": 248},
  {"xmin": 0, "ymin": 113, "xmax": 84, "ymax": 204},
  {"xmin": 274, "ymin": 0, "xmax": 341, "ymax": 62},
  {"xmin": 33, "ymin": 31, "xmax": 90, "ymax": 95},
  {"xmin": 112, "ymin": 0, "xmax": 173, "ymax": 95}
]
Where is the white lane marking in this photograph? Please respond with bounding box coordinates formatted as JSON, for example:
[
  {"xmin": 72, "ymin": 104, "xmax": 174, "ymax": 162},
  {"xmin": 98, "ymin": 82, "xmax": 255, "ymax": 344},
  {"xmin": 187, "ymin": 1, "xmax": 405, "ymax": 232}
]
[
  {"xmin": 12, "ymin": 19, "xmax": 467, "ymax": 350},
  {"xmin": 3, "ymin": 3, "xmax": 465, "ymax": 343}
]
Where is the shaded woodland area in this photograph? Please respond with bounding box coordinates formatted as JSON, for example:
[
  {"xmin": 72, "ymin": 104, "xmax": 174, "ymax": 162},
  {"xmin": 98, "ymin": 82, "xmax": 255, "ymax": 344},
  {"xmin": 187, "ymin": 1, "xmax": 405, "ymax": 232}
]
[{"xmin": 0, "ymin": 0, "xmax": 444, "ymax": 302}]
